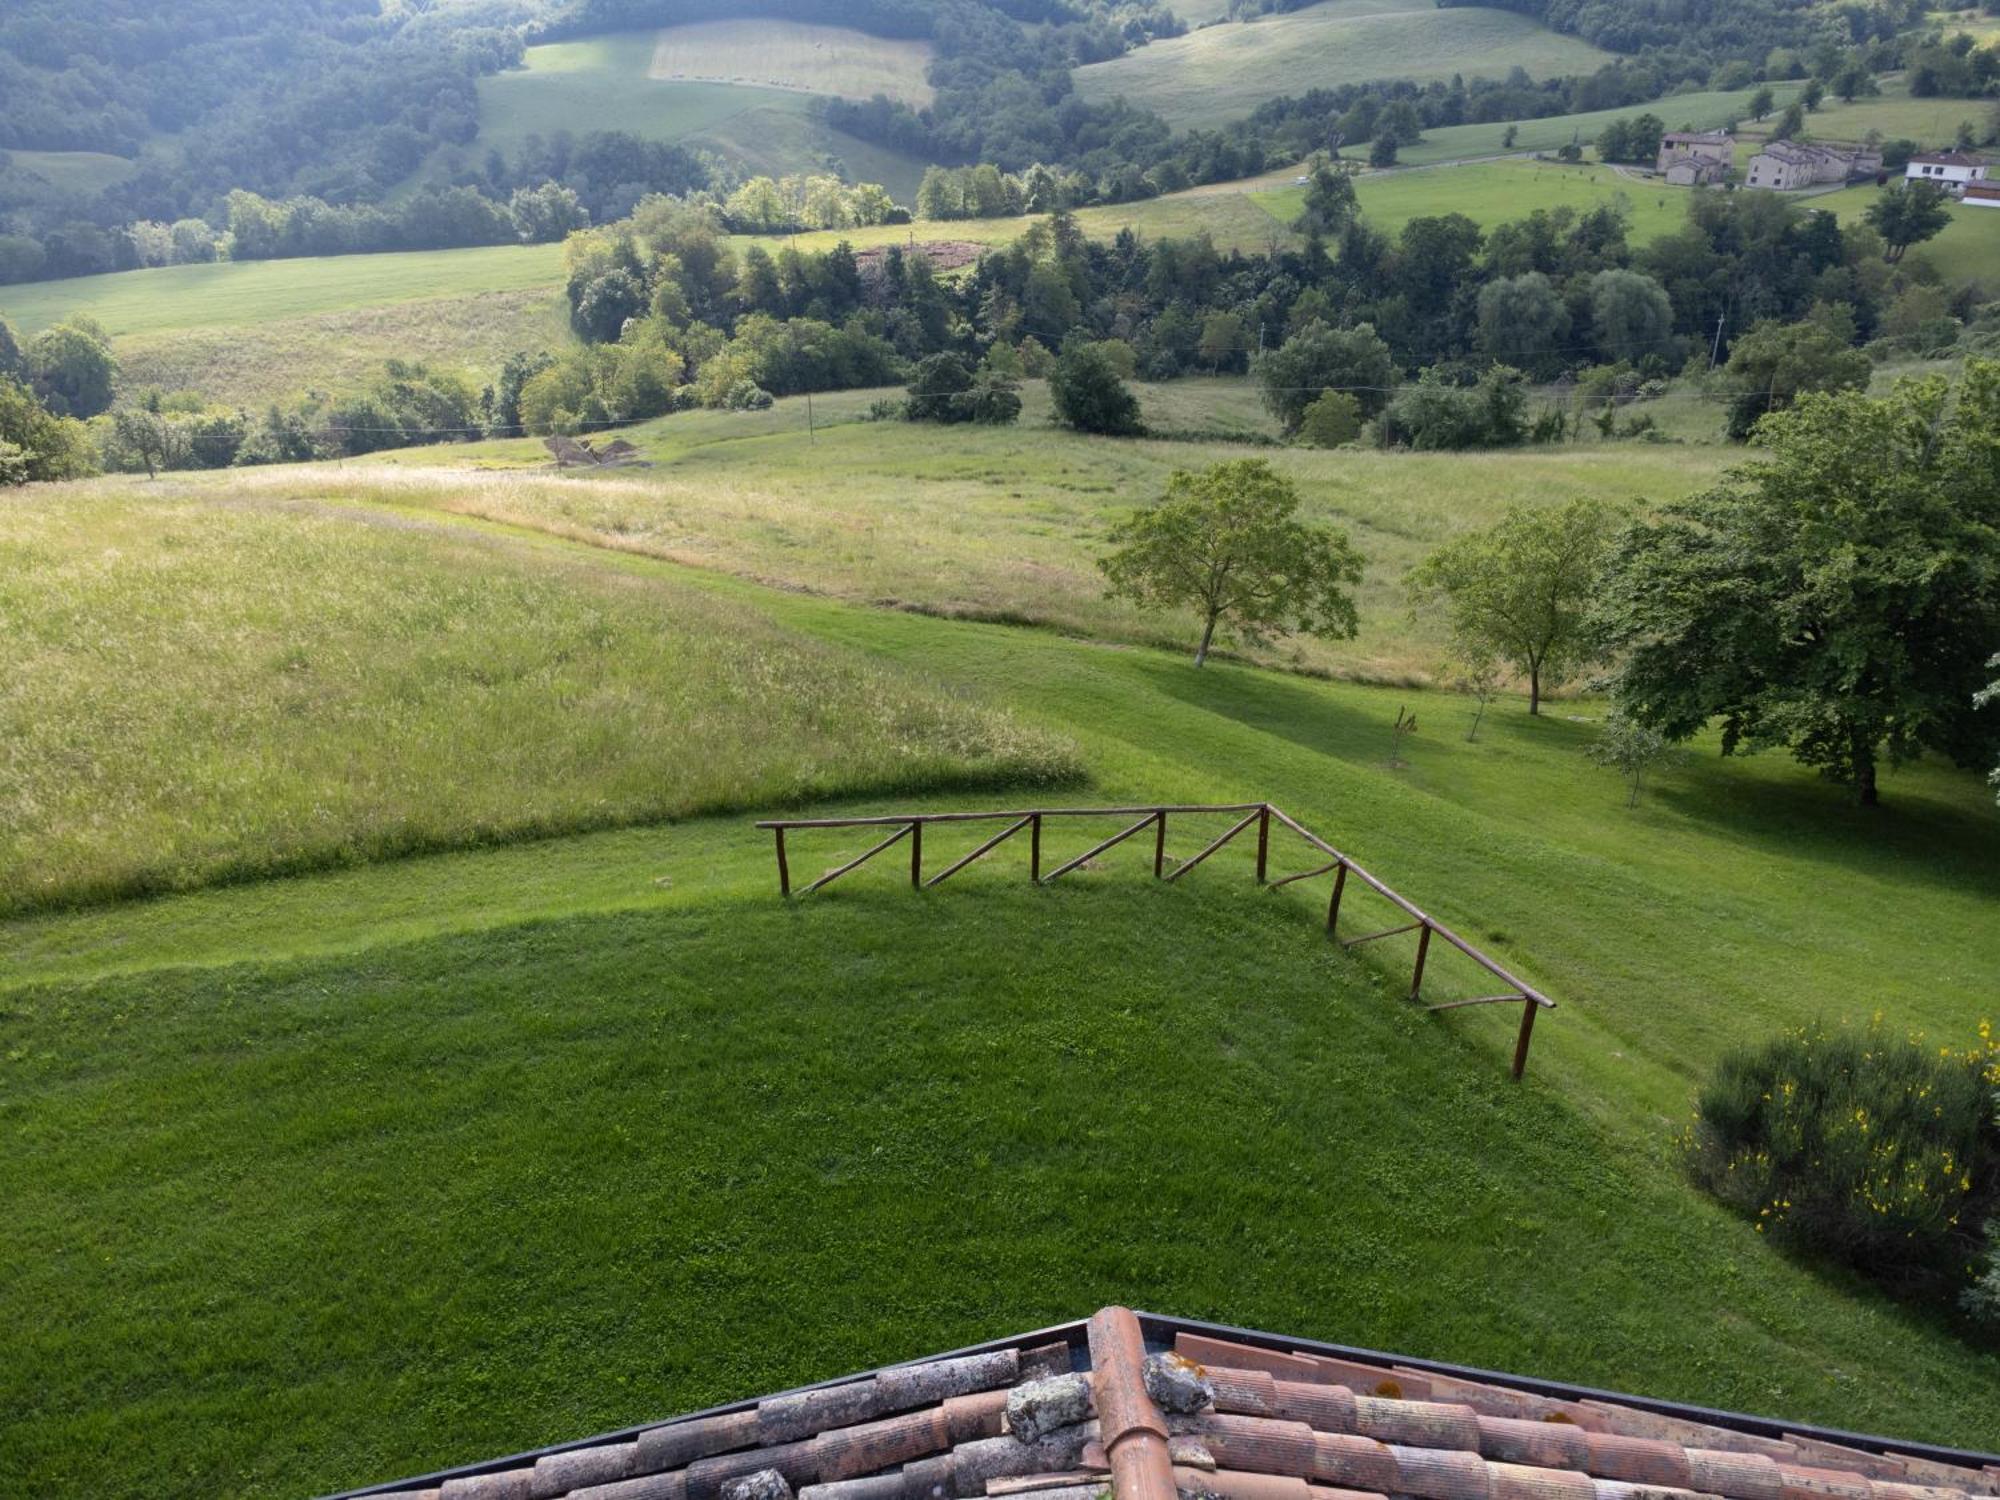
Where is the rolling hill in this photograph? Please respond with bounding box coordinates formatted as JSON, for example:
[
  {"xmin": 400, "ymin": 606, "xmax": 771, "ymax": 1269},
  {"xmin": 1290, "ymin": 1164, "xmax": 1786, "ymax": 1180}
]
[{"xmin": 1072, "ymin": 0, "xmax": 1618, "ymax": 129}]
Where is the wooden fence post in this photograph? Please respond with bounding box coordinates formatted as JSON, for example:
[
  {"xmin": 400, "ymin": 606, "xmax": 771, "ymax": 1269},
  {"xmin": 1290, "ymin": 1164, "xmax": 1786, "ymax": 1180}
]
[
  {"xmin": 1255, "ymin": 805, "xmax": 1270, "ymax": 884},
  {"xmin": 1325, "ymin": 861, "xmax": 1346, "ymax": 935},
  {"xmin": 775, "ymin": 827, "xmax": 791, "ymax": 898},
  {"xmin": 910, "ymin": 820, "xmax": 922, "ymax": 888},
  {"xmin": 1030, "ymin": 813, "xmax": 1041, "ymax": 882},
  {"xmin": 1512, "ymin": 998, "xmax": 1538, "ymax": 1081},
  {"xmin": 1153, "ymin": 810, "xmax": 1167, "ymax": 877},
  {"xmin": 1409, "ymin": 921, "xmax": 1432, "ymax": 1001}
]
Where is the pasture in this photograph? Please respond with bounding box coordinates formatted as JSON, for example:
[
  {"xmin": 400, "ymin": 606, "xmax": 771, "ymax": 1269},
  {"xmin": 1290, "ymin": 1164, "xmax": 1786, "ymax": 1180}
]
[
  {"xmin": 647, "ymin": 19, "xmax": 936, "ymax": 107},
  {"xmin": 354, "ymin": 382, "xmax": 1734, "ymax": 684},
  {"xmin": 0, "ymin": 483, "xmax": 1070, "ymax": 915},
  {"xmin": 1072, "ymin": 0, "xmax": 1616, "ymax": 129},
  {"xmin": 1392, "ymin": 84, "xmax": 1803, "ymax": 167},
  {"xmin": 1743, "ymin": 73, "xmax": 1992, "ymax": 153},
  {"xmin": 1814, "ymin": 181, "xmax": 2000, "ymax": 289},
  {"xmin": 4, "ymin": 460, "xmax": 1998, "ymax": 1499},
  {"xmin": 1, "ymin": 148, "xmax": 136, "ymax": 197},
  {"xmin": 1256, "ymin": 157, "xmax": 1694, "ymax": 242}
]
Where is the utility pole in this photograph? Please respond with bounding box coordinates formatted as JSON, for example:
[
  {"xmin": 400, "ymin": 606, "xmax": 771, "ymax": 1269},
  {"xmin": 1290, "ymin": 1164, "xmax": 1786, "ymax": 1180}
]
[
  {"xmin": 1708, "ymin": 310, "xmax": 1727, "ymax": 371},
  {"xmin": 805, "ymin": 389, "xmax": 815, "ymax": 444}
]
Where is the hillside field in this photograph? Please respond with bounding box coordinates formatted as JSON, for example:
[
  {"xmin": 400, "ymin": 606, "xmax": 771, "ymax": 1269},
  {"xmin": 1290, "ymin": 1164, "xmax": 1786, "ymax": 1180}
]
[
  {"xmin": 1815, "ymin": 181, "xmax": 2000, "ymax": 289},
  {"xmin": 1391, "ymin": 84, "xmax": 1804, "ymax": 166},
  {"xmin": 4, "ymin": 450, "xmax": 1998, "ymax": 1498},
  {"xmin": 1073, "ymin": 0, "xmax": 1616, "ymax": 128},
  {"xmin": 466, "ymin": 27, "xmax": 934, "ymax": 201}
]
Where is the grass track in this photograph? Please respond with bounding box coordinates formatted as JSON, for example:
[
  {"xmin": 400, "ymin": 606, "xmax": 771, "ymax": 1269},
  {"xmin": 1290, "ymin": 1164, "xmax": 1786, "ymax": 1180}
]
[
  {"xmin": 1073, "ymin": 0, "xmax": 1615, "ymax": 129},
  {"xmin": 2, "ymin": 492, "xmax": 1997, "ymax": 1498}
]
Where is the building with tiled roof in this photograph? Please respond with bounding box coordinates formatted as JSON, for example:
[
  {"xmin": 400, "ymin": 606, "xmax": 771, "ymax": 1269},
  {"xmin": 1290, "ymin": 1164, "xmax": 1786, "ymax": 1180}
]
[
  {"xmin": 1965, "ymin": 182, "xmax": 2000, "ymax": 209},
  {"xmin": 1907, "ymin": 152, "xmax": 1990, "ymax": 194},
  {"xmin": 327, "ymin": 1308, "xmax": 2000, "ymax": 1500},
  {"xmin": 1655, "ymin": 130, "xmax": 1734, "ymax": 186},
  {"xmin": 1744, "ymin": 141, "xmax": 1882, "ymax": 190}
]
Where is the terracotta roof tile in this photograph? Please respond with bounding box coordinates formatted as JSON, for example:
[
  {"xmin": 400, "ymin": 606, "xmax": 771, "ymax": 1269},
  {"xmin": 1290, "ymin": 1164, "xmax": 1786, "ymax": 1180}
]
[{"xmin": 335, "ymin": 1312, "xmax": 1997, "ymax": 1500}]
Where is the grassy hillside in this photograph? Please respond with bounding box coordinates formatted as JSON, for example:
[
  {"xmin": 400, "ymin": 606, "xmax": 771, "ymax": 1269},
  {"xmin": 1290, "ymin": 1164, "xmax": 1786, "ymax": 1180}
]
[
  {"xmin": 1073, "ymin": 0, "xmax": 1616, "ymax": 129},
  {"xmin": 3, "ymin": 472, "xmax": 1997, "ymax": 1498},
  {"xmin": 1255, "ymin": 157, "xmax": 1696, "ymax": 241},
  {"xmin": 1, "ymin": 148, "xmax": 136, "ymax": 197},
  {"xmin": 0, "ymin": 243, "xmax": 565, "ymax": 339},
  {"xmin": 1813, "ymin": 182, "xmax": 2000, "ymax": 289},
  {"xmin": 467, "ymin": 28, "xmax": 934, "ymax": 201},
  {"xmin": 0, "ymin": 483, "xmax": 1070, "ymax": 915},
  {"xmin": 1742, "ymin": 72, "xmax": 1992, "ymax": 153},
  {"xmin": 348, "ymin": 382, "xmax": 1730, "ymax": 684},
  {"xmin": 1393, "ymin": 84, "xmax": 1804, "ymax": 167},
  {"xmin": 647, "ymin": 19, "xmax": 935, "ymax": 106}
]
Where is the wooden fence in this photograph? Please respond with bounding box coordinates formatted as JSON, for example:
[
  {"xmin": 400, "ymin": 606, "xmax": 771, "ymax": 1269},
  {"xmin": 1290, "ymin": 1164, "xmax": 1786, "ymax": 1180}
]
[{"xmin": 754, "ymin": 803, "xmax": 1557, "ymax": 1080}]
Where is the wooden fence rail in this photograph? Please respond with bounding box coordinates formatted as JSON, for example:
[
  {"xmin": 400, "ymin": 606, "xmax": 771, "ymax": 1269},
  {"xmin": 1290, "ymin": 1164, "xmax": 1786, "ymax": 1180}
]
[{"xmin": 754, "ymin": 802, "xmax": 1557, "ymax": 1080}]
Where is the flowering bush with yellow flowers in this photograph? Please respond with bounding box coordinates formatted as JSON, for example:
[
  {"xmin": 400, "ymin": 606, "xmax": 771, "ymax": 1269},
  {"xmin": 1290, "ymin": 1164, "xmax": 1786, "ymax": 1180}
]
[{"xmin": 1686, "ymin": 1018, "xmax": 2000, "ymax": 1290}]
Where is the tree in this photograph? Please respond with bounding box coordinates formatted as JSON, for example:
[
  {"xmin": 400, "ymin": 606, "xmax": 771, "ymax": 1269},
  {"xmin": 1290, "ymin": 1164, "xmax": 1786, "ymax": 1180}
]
[
  {"xmin": 1770, "ymin": 102, "xmax": 1806, "ymax": 141},
  {"xmin": 106, "ymin": 408, "xmax": 184, "ymax": 478},
  {"xmin": 1588, "ymin": 269, "xmax": 1675, "ymax": 365},
  {"xmin": 1501, "ymin": 125, "xmax": 1518, "ymax": 149},
  {"xmin": 1593, "ymin": 366, "xmax": 2000, "ymax": 807},
  {"xmin": 1477, "ymin": 272, "xmax": 1570, "ymax": 376},
  {"xmin": 1749, "ymin": 86, "xmax": 1775, "ymax": 121},
  {"xmin": 1369, "ymin": 134, "xmax": 1399, "ymax": 168},
  {"xmin": 1865, "ymin": 182, "xmax": 1954, "ymax": 263},
  {"xmin": 1293, "ymin": 159, "xmax": 1358, "ymax": 234},
  {"xmin": 1100, "ymin": 459, "xmax": 1363, "ymax": 667},
  {"xmin": 1049, "ymin": 342, "xmax": 1141, "ymax": 436},
  {"xmin": 0, "ymin": 378, "xmax": 94, "ymax": 482},
  {"xmin": 1586, "ymin": 714, "xmax": 1673, "ymax": 807},
  {"xmin": 905, "ymin": 352, "xmax": 976, "ymax": 422},
  {"xmin": 1405, "ymin": 498, "xmax": 1615, "ymax": 714},
  {"xmin": 1720, "ymin": 320, "xmax": 1870, "ymax": 439},
  {"xmin": 1255, "ymin": 320, "xmax": 1395, "ymax": 430},
  {"xmin": 27, "ymin": 319, "xmax": 117, "ymax": 418},
  {"xmin": 1440, "ymin": 641, "xmax": 1503, "ymax": 741},
  {"xmin": 1297, "ymin": 391, "xmax": 1362, "ymax": 448}
]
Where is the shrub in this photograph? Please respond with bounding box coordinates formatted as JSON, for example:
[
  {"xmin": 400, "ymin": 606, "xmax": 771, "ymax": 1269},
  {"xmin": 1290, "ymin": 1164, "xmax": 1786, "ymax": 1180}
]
[
  {"xmin": 1297, "ymin": 391, "xmax": 1361, "ymax": 448},
  {"xmin": 724, "ymin": 380, "xmax": 774, "ymax": 411},
  {"xmin": 1686, "ymin": 1020, "xmax": 2000, "ymax": 1283},
  {"xmin": 1050, "ymin": 343, "xmax": 1142, "ymax": 436}
]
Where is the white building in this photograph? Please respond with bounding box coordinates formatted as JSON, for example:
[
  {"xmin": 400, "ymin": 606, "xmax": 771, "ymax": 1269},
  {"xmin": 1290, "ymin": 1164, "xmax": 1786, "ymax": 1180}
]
[{"xmin": 1906, "ymin": 151, "xmax": 1988, "ymax": 193}]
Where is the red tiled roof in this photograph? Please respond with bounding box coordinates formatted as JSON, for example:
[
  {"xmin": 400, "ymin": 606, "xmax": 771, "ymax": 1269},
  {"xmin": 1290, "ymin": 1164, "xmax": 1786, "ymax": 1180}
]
[{"xmin": 330, "ymin": 1312, "xmax": 2000, "ymax": 1500}]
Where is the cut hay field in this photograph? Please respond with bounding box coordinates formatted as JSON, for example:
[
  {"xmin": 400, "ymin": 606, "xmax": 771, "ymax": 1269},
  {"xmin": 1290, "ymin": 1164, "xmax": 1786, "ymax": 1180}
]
[
  {"xmin": 647, "ymin": 19, "xmax": 935, "ymax": 107},
  {"xmin": 3, "ymin": 459, "xmax": 1997, "ymax": 1499},
  {"xmin": 357, "ymin": 380, "xmax": 1734, "ymax": 684},
  {"xmin": 1072, "ymin": 0, "xmax": 1616, "ymax": 129},
  {"xmin": 468, "ymin": 29, "xmax": 934, "ymax": 200},
  {"xmin": 1257, "ymin": 157, "xmax": 1693, "ymax": 242},
  {"xmin": 0, "ymin": 483, "xmax": 1071, "ymax": 916}
]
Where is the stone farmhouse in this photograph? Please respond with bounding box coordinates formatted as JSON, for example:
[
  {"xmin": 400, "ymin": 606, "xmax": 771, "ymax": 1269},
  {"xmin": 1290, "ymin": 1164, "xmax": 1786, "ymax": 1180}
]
[
  {"xmin": 1655, "ymin": 129, "xmax": 1733, "ymax": 185},
  {"xmin": 1743, "ymin": 140, "xmax": 1882, "ymax": 190},
  {"xmin": 1906, "ymin": 150, "xmax": 1989, "ymax": 194}
]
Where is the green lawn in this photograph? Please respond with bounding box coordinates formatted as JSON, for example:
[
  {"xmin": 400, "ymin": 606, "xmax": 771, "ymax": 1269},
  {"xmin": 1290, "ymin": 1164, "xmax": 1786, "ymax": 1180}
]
[
  {"xmin": 1257, "ymin": 157, "xmax": 1695, "ymax": 245},
  {"xmin": 1393, "ymin": 85, "xmax": 1803, "ymax": 167},
  {"xmin": 3, "ymin": 478, "xmax": 1997, "ymax": 1499},
  {"xmin": 0, "ymin": 243, "xmax": 566, "ymax": 339},
  {"xmin": 1814, "ymin": 181, "xmax": 2000, "ymax": 288},
  {"xmin": 1073, "ymin": 0, "xmax": 1615, "ymax": 129}
]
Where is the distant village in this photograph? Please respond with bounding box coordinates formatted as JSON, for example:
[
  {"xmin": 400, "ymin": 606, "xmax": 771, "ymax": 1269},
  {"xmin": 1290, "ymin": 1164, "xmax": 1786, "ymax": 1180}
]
[{"xmin": 1656, "ymin": 127, "xmax": 1996, "ymax": 206}]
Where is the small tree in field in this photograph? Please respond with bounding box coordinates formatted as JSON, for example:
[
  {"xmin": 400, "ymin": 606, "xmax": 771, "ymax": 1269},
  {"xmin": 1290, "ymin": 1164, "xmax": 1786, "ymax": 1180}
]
[
  {"xmin": 1100, "ymin": 459, "xmax": 1363, "ymax": 667},
  {"xmin": 1586, "ymin": 713, "xmax": 1672, "ymax": 806},
  {"xmin": 1297, "ymin": 390, "xmax": 1362, "ymax": 447},
  {"xmin": 1404, "ymin": 497, "xmax": 1614, "ymax": 714},
  {"xmin": 1442, "ymin": 644, "xmax": 1503, "ymax": 742}
]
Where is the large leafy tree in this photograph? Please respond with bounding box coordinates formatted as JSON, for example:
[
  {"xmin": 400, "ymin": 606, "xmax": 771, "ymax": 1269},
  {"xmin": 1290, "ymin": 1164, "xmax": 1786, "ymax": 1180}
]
[
  {"xmin": 1865, "ymin": 182, "xmax": 1954, "ymax": 264},
  {"xmin": 25, "ymin": 318, "xmax": 116, "ymax": 418},
  {"xmin": 1405, "ymin": 498, "xmax": 1615, "ymax": 714},
  {"xmin": 1595, "ymin": 366, "xmax": 2000, "ymax": 807},
  {"xmin": 1255, "ymin": 319, "xmax": 1395, "ymax": 430},
  {"xmin": 1100, "ymin": 459, "xmax": 1363, "ymax": 667},
  {"xmin": 1050, "ymin": 342, "xmax": 1141, "ymax": 436}
]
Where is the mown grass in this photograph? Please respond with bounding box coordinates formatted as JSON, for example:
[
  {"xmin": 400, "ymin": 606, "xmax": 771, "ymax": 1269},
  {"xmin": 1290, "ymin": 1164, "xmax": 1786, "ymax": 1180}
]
[
  {"xmin": 0, "ymin": 243, "xmax": 566, "ymax": 339},
  {"xmin": 1392, "ymin": 84, "xmax": 1803, "ymax": 167},
  {"xmin": 357, "ymin": 380, "xmax": 1732, "ymax": 683},
  {"xmin": 1814, "ymin": 181, "xmax": 2000, "ymax": 290},
  {"xmin": 0, "ymin": 483, "xmax": 1073, "ymax": 915},
  {"xmin": 646, "ymin": 19, "xmax": 935, "ymax": 107},
  {"xmin": 1072, "ymin": 0, "xmax": 1615, "ymax": 129},
  {"xmin": 3, "ymin": 502, "xmax": 1997, "ymax": 1500},
  {"xmin": 1257, "ymin": 158, "xmax": 1696, "ymax": 242}
]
